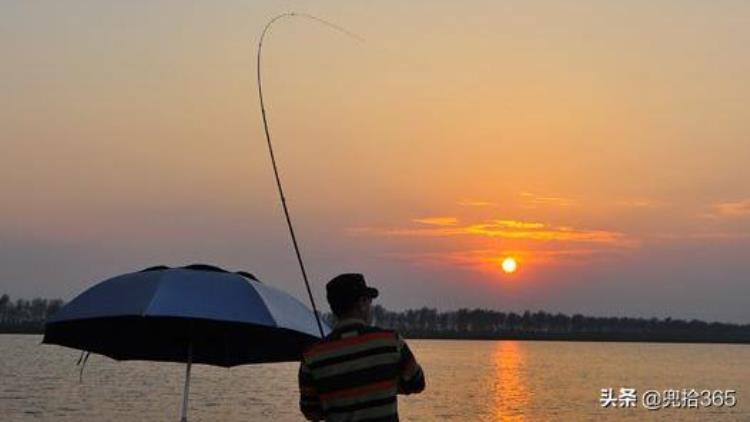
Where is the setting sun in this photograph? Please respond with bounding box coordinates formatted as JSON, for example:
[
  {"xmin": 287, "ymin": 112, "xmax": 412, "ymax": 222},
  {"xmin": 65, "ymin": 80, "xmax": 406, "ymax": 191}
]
[{"xmin": 501, "ymin": 257, "xmax": 518, "ymax": 274}]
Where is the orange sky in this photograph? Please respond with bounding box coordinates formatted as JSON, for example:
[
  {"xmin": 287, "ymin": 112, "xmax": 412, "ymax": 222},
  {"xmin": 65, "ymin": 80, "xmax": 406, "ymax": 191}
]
[{"xmin": 1, "ymin": 1, "xmax": 749, "ymax": 322}]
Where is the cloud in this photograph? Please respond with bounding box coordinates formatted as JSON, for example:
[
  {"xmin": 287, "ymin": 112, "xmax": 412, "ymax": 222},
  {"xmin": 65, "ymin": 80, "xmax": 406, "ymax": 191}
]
[
  {"xmin": 351, "ymin": 218, "xmax": 624, "ymax": 244},
  {"xmin": 713, "ymin": 199, "xmax": 750, "ymax": 217},
  {"xmin": 519, "ymin": 192, "xmax": 575, "ymax": 208},
  {"xmin": 654, "ymin": 232, "xmax": 750, "ymax": 241},
  {"xmin": 615, "ymin": 199, "xmax": 667, "ymax": 209},
  {"xmin": 412, "ymin": 217, "xmax": 459, "ymax": 226},
  {"xmin": 348, "ymin": 197, "xmax": 638, "ymax": 274},
  {"xmin": 488, "ymin": 220, "xmax": 546, "ymax": 230},
  {"xmin": 384, "ymin": 247, "xmax": 631, "ymax": 274},
  {"xmin": 457, "ymin": 200, "xmax": 494, "ymax": 207},
  {"xmin": 463, "ymin": 221, "xmax": 622, "ymax": 243}
]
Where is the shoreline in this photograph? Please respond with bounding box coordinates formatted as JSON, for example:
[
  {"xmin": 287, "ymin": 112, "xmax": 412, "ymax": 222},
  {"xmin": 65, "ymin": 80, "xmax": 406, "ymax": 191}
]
[
  {"xmin": 404, "ymin": 333, "xmax": 750, "ymax": 345},
  {"xmin": 5, "ymin": 330, "xmax": 748, "ymax": 345}
]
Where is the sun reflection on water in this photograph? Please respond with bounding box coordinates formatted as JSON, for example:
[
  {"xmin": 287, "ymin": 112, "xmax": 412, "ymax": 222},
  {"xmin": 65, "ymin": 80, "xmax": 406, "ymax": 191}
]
[{"xmin": 490, "ymin": 341, "xmax": 530, "ymax": 422}]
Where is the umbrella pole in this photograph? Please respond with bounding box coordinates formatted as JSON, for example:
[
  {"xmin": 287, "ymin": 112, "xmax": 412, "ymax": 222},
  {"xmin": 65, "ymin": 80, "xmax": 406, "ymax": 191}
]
[{"xmin": 180, "ymin": 342, "xmax": 193, "ymax": 422}]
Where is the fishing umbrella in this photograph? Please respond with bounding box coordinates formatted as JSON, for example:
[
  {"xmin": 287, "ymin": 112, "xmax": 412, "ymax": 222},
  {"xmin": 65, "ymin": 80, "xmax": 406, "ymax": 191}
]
[{"xmin": 43, "ymin": 264, "xmax": 330, "ymax": 421}]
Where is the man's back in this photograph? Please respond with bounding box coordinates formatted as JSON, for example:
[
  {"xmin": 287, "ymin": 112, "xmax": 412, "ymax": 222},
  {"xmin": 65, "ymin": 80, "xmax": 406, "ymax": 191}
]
[{"xmin": 299, "ymin": 319, "xmax": 425, "ymax": 421}]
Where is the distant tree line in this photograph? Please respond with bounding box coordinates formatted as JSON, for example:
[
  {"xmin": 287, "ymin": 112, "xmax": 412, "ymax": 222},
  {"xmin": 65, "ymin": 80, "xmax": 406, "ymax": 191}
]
[
  {"xmin": 0, "ymin": 294, "xmax": 64, "ymax": 333},
  {"xmin": 3, "ymin": 294, "xmax": 749, "ymax": 344},
  {"xmin": 364, "ymin": 306, "xmax": 750, "ymax": 344}
]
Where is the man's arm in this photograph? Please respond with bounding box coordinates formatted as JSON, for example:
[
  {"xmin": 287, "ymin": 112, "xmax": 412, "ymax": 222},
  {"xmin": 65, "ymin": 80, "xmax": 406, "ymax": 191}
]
[
  {"xmin": 298, "ymin": 361, "xmax": 323, "ymax": 421},
  {"xmin": 396, "ymin": 334, "xmax": 426, "ymax": 394}
]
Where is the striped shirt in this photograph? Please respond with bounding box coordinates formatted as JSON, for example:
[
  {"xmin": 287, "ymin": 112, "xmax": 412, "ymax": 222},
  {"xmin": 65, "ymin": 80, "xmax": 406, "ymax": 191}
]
[{"xmin": 298, "ymin": 319, "xmax": 425, "ymax": 421}]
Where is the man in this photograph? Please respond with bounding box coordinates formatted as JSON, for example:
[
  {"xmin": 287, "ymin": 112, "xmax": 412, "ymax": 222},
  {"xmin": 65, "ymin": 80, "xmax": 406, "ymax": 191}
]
[{"xmin": 298, "ymin": 273, "xmax": 426, "ymax": 421}]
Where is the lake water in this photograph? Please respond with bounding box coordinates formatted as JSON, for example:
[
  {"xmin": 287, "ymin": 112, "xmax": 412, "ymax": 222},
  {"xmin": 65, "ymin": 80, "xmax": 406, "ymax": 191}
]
[{"xmin": 1, "ymin": 335, "xmax": 748, "ymax": 421}]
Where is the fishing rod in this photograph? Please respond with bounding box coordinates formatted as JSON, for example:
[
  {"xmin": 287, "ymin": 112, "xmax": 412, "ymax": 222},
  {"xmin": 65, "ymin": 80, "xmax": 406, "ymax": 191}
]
[{"xmin": 256, "ymin": 12, "xmax": 362, "ymax": 337}]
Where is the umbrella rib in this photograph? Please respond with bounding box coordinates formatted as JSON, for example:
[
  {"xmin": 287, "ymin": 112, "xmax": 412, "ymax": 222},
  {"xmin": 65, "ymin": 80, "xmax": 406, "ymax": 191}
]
[{"xmin": 142, "ymin": 276, "xmax": 168, "ymax": 317}]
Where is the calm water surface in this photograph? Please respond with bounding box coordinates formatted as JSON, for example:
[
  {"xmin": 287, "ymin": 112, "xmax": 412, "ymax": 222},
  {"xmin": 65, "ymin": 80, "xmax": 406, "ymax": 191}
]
[{"xmin": 1, "ymin": 335, "xmax": 748, "ymax": 421}]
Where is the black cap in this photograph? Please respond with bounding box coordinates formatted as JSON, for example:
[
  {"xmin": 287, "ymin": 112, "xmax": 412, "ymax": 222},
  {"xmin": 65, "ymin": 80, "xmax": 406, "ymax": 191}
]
[{"xmin": 326, "ymin": 273, "xmax": 379, "ymax": 307}]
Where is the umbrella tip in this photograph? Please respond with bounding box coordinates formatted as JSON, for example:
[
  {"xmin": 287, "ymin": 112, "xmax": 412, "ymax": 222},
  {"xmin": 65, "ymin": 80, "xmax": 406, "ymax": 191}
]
[
  {"xmin": 183, "ymin": 264, "xmax": 227, "ymax": 273},
  {"xmin": 140, "ymin": 265, "xmax": 170, "ymax": 272},
  {"xmin": 236, "ymin": 271, "xmax": 259, "ymax": 282}
]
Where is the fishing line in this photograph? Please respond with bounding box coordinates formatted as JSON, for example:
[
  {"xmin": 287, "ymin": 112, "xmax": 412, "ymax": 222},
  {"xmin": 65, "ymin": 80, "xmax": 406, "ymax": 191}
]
[{"xmin": 256, "ymin": 12, "xmax": 363, "ymax": 337}]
